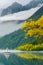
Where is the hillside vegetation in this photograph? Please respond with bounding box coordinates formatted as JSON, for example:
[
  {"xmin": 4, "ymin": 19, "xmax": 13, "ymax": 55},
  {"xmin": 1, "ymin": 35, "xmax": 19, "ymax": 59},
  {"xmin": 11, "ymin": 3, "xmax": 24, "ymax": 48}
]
[
  {"xmin": 16, "ymin": 15, "xmax": 43, "ymax": 50},
  {"xmin": 0, "ymin": 7, "xmax": 43, "ymax": 51}
]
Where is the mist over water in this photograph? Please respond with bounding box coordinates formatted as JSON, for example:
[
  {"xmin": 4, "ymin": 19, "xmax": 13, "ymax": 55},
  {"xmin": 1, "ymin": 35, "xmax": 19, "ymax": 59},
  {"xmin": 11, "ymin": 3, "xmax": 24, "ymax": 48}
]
[
  {"xmin": 0, "ymin": 20, "xmax": 23, "ymax": 37},
  {"xmin": 0, "ymin": 7, "xmax": 40, "ymax": 37}
]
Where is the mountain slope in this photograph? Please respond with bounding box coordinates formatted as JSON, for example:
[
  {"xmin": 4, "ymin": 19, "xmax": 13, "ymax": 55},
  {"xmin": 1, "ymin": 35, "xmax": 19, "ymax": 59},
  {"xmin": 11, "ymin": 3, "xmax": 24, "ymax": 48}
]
[
  {"xmin": 29, "ymin": 6, "xmax": 43, "ymax": 20},
  {"xmin": 16, "ymin": 15, "xmax": 43, "ymax": 51},
  {"xmin": 0, "ymin": 7, "xmax": 43, "ymax": 51}
]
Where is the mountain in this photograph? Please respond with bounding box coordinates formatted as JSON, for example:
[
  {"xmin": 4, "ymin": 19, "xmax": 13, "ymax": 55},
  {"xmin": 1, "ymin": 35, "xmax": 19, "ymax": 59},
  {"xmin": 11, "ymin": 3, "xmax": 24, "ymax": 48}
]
[
  {"xmin": 0, "ymin": 7, "xmax": 39, "ymax": 37},
  {"xmin": 29, "ymin": 6, "xmax": 43, "ymax": 20},
  {"xmin": 1, "ymin": 2, "xmax": 23, "ymax": 16},
  {"xmin": 1, "ymin": 0, "xmax": 43, "ymax": 16},
  {"xmin": 0, "ymin": 7, "xmax": 39, "ymax": 22},
  {"xmin": 0, "ymin": 7, "xmax": 43, "ymax": 51},
  {"xmin": 24, "ymin": 0, "xmax": 43, "ymax": 10},
  {"xmin": 0, "ymin": 9, "xmax": 2, "ymax": 16},
  {"xmin": 16, "ymin": 7, "xmax": 43, "ymax": 51}
]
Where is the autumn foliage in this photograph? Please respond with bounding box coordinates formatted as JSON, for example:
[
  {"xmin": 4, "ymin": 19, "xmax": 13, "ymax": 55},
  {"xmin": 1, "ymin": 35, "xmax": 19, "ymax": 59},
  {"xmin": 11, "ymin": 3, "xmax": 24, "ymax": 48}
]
[
  {"xmin": 20, "ymin": 15, "xmax": 43, "ymax": 38},
  {"xmin": 16, "ymin": 15, "xmax": 43, "ymax": 51}
]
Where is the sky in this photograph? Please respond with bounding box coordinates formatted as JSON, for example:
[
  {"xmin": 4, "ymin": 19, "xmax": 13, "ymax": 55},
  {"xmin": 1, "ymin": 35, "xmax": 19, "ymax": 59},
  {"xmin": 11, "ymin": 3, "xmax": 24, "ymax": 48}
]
[{"xmin": 0, "ymin": 0, "xmax": 32, "ymax": 9}]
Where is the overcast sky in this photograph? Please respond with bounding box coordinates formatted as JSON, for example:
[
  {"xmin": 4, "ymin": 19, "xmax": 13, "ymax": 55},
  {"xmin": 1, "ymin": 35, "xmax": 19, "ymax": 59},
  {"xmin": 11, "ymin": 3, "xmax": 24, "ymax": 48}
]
[{"xmin": 0, "ymin": 0, "xmax": 32, "ymax": 9}]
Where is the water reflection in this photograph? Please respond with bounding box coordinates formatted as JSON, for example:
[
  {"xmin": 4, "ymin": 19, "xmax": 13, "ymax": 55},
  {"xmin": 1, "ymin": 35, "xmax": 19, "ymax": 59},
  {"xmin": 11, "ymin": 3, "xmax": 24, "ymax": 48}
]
[{"xmin": 0, "ymin": 51, "xmax": 43, "ymax": 65}]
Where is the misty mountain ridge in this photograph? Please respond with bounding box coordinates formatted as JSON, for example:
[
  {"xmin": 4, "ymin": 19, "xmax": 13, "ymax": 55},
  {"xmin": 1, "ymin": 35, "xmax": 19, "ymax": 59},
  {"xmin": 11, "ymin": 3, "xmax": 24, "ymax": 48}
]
[
  {"xmin": 1, "ymin": 2, "xmax": 23, "ymax": 16},
  {"xmin": 1, "ymin": 0, "xmax": 43, "ymax": 16}
]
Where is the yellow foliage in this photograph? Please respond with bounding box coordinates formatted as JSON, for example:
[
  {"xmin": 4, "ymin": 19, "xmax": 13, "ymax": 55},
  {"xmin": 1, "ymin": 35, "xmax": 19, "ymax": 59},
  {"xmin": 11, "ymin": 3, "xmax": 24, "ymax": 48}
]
[
  {"xmin": 16, "ymin": 43, "xmax": 43, "ymax": 51},
  {"xmin": 20, "ymin": 15, "xmax": 43, "ymax": 38},
  {"xmin": 16, "ymin": 53, "xmax": 43, "ymax": 60}
]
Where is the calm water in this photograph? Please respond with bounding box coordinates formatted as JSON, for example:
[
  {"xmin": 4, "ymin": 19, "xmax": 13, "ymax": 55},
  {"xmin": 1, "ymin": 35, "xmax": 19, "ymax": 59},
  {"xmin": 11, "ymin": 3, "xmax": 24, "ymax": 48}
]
[{"xmin": 0, "ymin": 52, "xmax": 43, "ymax": 65}]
